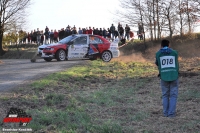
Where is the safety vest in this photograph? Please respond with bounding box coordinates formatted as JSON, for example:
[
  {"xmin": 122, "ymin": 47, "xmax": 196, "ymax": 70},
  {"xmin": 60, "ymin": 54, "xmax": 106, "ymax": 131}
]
[{"xmin": 156, "ymin": 49, "xmax": 179, "ymax": 81}]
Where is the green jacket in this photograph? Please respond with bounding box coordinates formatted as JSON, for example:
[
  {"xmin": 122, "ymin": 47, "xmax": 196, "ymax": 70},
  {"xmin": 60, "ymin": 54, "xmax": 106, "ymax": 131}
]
[{"xmin": 155, "ymin": 47, "xmax": 179, "ymax": 81}]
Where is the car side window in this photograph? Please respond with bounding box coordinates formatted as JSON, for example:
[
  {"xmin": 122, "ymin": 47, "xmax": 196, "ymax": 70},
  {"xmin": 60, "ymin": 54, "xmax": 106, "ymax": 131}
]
[
  {"xmin": 73, "ymin": 37, "xmax": 87, "ymax": 45},
  {"xmin": 89, "ymin": 36, "xmax": 103, "ymax": 44}
]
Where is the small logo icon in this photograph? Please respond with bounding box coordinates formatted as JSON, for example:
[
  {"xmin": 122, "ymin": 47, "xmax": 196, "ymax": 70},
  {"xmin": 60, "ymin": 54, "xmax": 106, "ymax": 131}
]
[{"xmin": 2, "ymin": 107, "xmax": 32, "ymax": 127}]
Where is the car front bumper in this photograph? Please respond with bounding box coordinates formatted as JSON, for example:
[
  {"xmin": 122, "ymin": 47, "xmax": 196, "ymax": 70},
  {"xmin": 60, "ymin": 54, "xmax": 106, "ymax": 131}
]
[{"xmin": 41, "ymin": 53, "xmax": 55, "ymax": 58}]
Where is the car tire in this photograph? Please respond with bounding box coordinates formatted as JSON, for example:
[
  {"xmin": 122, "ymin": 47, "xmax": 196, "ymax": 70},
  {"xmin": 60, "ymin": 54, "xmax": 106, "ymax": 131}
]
[
  {"xmin": 101, "ymin": 51, "xmax": 112, "ymax": 62},
  {"xmin": 44, "ymin": 58, "xmax": 52, "ymax": 62},
  {"xmin": 56, "ymin": 49, "xmax": 66, "ymax": 61}
]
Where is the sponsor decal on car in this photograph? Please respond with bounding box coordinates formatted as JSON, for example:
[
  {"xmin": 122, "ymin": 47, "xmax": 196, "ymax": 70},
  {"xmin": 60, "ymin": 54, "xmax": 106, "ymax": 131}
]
[
  {"xmin": 89, "ymin": 44, "xmax": 99, "ymax": 55},
  {"xmin": 71, "ymin": 53, "xmax": 79, "ymax": 55},
  {"xmin": 67, "ymin": 56, "xmax": 85, "ymax": 58}
]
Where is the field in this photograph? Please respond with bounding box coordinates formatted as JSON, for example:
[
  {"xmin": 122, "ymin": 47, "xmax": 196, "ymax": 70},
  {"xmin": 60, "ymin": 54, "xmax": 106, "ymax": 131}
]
[{"xmin": 0, "ymin": 38, "xmax": 200, "ymax": 133}]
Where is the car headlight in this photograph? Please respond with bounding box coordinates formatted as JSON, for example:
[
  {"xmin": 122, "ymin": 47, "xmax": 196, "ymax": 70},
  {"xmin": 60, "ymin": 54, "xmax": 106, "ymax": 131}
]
[{"xmin": 45, "ymin": 47, "xmax": 54, "ymax": 51}]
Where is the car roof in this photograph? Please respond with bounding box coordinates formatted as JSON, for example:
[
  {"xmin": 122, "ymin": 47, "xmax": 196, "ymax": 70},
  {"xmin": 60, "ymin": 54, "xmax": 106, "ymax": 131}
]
[
  {"xmin": 72, "ymin": 34, "xmax": 88, "ymax": 37},
  {"xmin": 72, "ymin": 34, "xmax": 102, "ymax": 37},
  {"xmin": 71, "ymin": 34, "xmax": 110, "ymax": 43}
]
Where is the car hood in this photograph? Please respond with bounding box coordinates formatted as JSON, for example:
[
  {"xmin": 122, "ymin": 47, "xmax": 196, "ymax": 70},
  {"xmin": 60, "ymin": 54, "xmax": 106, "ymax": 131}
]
[
  {"xmin": 38, "ymin": 44, "xmax": 48, "ymax": 49},
  {"xmin": 38, "ymin": 43, "xmax": 63, "ymax": 48}
]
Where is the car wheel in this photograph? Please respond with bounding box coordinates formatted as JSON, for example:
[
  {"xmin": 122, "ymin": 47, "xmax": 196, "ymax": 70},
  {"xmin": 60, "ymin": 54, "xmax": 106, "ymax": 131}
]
[
  {"xmin": 44, "ymin": 58, "xmax": 52, "ymax": 62},
  {"xmin": 101, "ymin": 51, "xmax": 112, "ymax": 62},
  {"xmin": 56, "ymin": 49, "xmax": 66, "ymax": 61}
]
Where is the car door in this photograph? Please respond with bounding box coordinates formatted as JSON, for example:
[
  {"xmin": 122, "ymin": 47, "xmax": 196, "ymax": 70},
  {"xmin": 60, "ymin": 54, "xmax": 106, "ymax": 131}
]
[
  {"xmin": 88, "ymin": 36, "xmax": 104, "ymax": 55},
  {"xmin": 68, "ymin": 36, "xmax": 88, "ymax": 59}
]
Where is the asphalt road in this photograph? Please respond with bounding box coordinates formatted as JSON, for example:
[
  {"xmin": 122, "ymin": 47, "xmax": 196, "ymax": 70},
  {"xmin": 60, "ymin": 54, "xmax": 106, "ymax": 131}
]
[{"xmin": 0, "ymin": 59, "xmax": 85, "ymax": 92}]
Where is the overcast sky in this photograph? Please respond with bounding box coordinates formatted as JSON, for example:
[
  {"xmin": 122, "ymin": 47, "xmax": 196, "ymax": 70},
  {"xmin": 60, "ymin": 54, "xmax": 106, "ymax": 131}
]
[
  {"xmin": 28, "ymin": 0, "xmax": 120, "ymax": 31},
  {"xmin": 27, "ymin": 0, "xmax": 200, "ymax": 33}
]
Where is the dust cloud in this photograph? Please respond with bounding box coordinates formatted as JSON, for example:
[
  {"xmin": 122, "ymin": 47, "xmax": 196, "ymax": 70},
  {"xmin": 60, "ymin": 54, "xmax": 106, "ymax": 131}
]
[{"xmin": 112, "ymin": 51, "xmax": 147, "ymax": 63}]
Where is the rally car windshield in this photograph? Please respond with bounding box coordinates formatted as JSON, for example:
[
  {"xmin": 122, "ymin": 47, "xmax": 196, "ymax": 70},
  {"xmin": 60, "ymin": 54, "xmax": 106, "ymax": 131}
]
[{"xmin": 58, "ymin": 35, "xmax": 77, "ymax": 44}]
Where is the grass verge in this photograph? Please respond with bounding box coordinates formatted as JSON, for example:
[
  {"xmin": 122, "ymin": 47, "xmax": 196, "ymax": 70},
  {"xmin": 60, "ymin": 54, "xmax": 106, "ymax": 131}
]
[{"xmin": 0, "ymin": 59, "xmax": 200, "ymax": 133}]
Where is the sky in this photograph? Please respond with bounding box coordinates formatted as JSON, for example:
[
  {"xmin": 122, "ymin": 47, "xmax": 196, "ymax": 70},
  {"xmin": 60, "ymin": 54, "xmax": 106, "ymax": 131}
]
[
  {"xmin": 27, "ymin": 0, "xmax": 200, "ymax": 34},
  {"xmin": 28, "ymin": 0, "xmax": 120, "ymax": 31}
]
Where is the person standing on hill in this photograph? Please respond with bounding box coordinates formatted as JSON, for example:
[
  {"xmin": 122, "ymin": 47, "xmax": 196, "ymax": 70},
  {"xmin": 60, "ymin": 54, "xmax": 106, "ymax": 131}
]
[
  {"xmin": 92, "ymin": 27, "xmax": 95, "ymax": 35},
  {"xmin": 27, "ymin": 32, "xmax": 31, "ymax": 44},
  {"xmin": 40, "ymin": 31, "xmax": 44, "ymax": 45},
  {"xmin": 49, "ymin": 30, "xmax": 54, "ymax": 43},
  {"xmin": 78, "ymin": 27, "xmax": 83, "ymax": 34},
  {"xmin": 53, "ymin": 29, "xmax": 58, "ymax": 42},
  {"xmin": 88, "ymin": 27, "xmax": 93, "ymax": 34},
  {"xmin": 93, "ymin": 27, "xmax": 97, "ymax": 35},
  {"xmin": 99, "ymin": 28, "xmax": 103, "ymax": 37},
  {"xmin": 65, "ymin": 27, "xmax": 72, "ymax": 37},
  {"xmin": 119, "ymin": 25, "xmax": 124, "ymax": 39},
  {"xmin": 59, "ymin": 28, "xmax": 65, "ymax": 40},
  {"xmin": 36, "ymin": 28, "xmax": 41, "ymax": 45},
  {"xmin": 44, "ymin": 26, "xmax": 50, "ymax": 44},
  {"xmin": 102, "ymin": 28, "xmax": 107, "ymax": 38},
  {"xmin": 155, "ymin": 39, "xmax": 179, "ymax": 117},
  {"xmin": 107, "ymin": 28, "xmax": 111, "ymax": 39},
  {"xmin": 110, "ymin": 24, "xmax": 115, "ymax": 39},
  {"xmin": 72, "ymin": 27, "xmax": 77, "ymax": 34},
  {"xmin": 114, "ymin": 29, "xmax": 119, "ymax": 39},
  {"xmin": 125, "ymin": 24, "xmax": 130, "ymax": 40},
  {"xmin": 33, "ymin": 29, "xmax": 37, "ymax": 43},
  {"xmin": 85, "ymin": 27, "xmax": 89, "ymax": 34},
  {"xmin": 95, "ymin": 28, "xmax": 99, "ymax": 35}
]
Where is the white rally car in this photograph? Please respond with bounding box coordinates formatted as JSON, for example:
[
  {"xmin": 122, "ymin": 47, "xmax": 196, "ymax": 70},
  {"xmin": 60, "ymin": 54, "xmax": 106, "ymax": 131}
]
[{"xmin": 38, "ymin": 34, "xmax": 120, "ymax": 62}]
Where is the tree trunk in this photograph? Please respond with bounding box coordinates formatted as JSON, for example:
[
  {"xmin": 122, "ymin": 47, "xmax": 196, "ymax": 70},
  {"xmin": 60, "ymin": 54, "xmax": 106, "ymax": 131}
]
[
  {"xmin": 150, "ymin": 20, "xmax": 153, "ymax": 41},
  {"xmin": 186, "ymin": 0, "xmax": 191, "ymax": 33},
  {"xmin": 153, "ymin": 0, "xmax": 157, "ymax": 41},
  {"xmin": 156, "ymin": 0, "xmax": 160, "ymax": 39},
  {"xmin": 147, "ymin": 1, "xmax": 153, "ymax": 41},
  {"xmin": 179, "ymin": 0, "xmax": 183, "ymax": 37},
  {"xmin": 0, "ymin": 31, "xmax": 5, "ymax": 56},
  {"xmin": 139, "ymin": 0, "xmax": 145, "ymax": 42},
  {"xmin": 167, "ymin": 9, "xmax": 173, "ymax": 39}
]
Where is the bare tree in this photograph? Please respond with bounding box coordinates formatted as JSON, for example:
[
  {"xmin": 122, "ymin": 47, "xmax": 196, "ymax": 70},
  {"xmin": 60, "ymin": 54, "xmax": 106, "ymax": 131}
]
[
  {"xmin": 161, "ymin": 0, "xmax": 177, "ymax": 39},
  {"xmin": 145, "ymin": 0, "xmax": 154, "ymax": 41},
  {"xmin": 156, "ymin": 0, "xmax": 161, "ymax": 39},
  {"xmin": 116, "ymin": 0, "xmax": 146, "ymax": 41},
  {"xmin": 117, "ymin": 0, "xmax": 200, "ymax": 41},
  {"xmin": 178, "ymin": 0, "xmax": 185, "ymax": 37},
  {"xmin": 0, "ymin": 0, "xmax": 30, "ymax": 55},
  {"xmin": 152, "ymin": 0, "xmax": 157, "ymax": 40}
]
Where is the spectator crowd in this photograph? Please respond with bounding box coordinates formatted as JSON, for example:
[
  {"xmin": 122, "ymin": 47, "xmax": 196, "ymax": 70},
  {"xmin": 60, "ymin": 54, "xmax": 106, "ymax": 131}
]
[{"xmin": 8, "ymin": 23, "xmax": 135, "ymax": 45}]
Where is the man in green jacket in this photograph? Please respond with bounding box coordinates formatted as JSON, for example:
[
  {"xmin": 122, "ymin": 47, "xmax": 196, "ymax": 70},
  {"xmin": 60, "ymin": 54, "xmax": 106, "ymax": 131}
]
[{"xmin": 155, "ymin": 39, "xmax": 179, "ymax": 117}]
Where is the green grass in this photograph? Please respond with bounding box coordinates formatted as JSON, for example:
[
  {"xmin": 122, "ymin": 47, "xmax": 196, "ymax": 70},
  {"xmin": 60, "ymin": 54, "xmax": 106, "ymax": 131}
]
[
  {"xmin": 1, "ymin": 59, "xmax": 200, "ymax": 132},
  {"xmin": 17, "ymin": 60, "xmax": 158, "ymax": 132},
  {"xmin": 179, "ymin": 89, "xmax": 200, "ymax": 102},
  {"xmin": 26, "ymin": 107, "xmax": 91, "ymax": 132},
  {"xmin": 45, "ymin": 93, "xmax": 65, "ymax": 106}
]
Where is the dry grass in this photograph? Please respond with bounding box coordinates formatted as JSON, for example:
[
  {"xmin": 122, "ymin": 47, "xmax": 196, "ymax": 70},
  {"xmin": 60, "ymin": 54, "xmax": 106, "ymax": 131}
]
[
  {"xmin": 0, "ymin": 56, "xmax": 199, "ymax": 132},
  {"xmin": 0, "ymin": 37, "xmax": 200, "ymax": 132}
]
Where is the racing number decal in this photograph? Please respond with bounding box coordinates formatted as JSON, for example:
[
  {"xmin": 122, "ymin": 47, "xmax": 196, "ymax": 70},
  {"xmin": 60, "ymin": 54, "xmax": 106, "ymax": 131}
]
[{"xmin": 160, "ymin": 56, "xmax": 175, "ymax": 68}]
